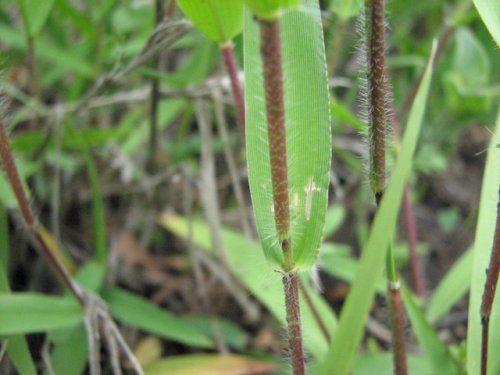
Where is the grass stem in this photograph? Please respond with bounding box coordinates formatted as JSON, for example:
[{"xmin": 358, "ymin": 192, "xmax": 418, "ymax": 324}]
[
  {"xmin": 258, "ymin": 16, "xmax": 304, "ymax": 373},
  {"xmin": 365, "ymin": 0, "xmax": 408, "ymax": 372},
  {"xmin": 480, "ymin": 188, "xmax": 500, "ymax": 375},
  {"xmin": 284, "ymin": 272, "xmax": 306, "ymax": 375},
  {"xmin": 0, "ymin": 119, "xmax": 85, "ymax": 305},
  {"xmin": 221, "ymin": 42, "xmax": 246, "ymax": 135}
]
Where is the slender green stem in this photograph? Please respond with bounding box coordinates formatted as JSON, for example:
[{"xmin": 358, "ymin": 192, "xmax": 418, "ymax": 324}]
[{"xmin": 480, "ymin": 188, "xmax": 500, "ymax": 375}]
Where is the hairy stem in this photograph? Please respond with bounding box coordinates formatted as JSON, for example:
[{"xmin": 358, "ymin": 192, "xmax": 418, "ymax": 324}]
[
  {"xmin": 388, "ymin": 281, "xmax": 408, "ymax": 375},
  {"xmin": 366, "ymin": 0, "xmax": 386, "ymax": 196},
  {"xmin": 221, "ymin": 43, "xmax": 246, "ymax": 135},
  {"xmin": 259, "ymin": 19, "xmax": 290, "ymax": 251},
  {"xmin": 0, "ymin": 119, "xmax": 85, "ymax": 305},
  {"xmin": 258, "ymin": 17, "xmax": 304, "ymax": 374},
  {"xmin": 284, "ymin": 272, "xmax": 306, "ymax": 375},
  {"xmin": 366, "ymin": 0, "xmax": 408, "ymax": 373},
  {"xmin": 480, "ymin": 188, "xmax": 500, "ymax": 375}
]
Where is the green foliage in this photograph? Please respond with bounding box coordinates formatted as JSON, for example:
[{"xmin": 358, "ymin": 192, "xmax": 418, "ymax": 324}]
[
  {"xmin": 473, "ymin": 0, "xmax": 500, "ymax": 47},
  {"xmin": 19, "ymin": 0, "xmax": 55, "ymax": 37},
  {"xmin": 466, "ymin": 110, "xmax": 500, "ymax": 375},
  {"xmin": 244, "ymin": 0, "xmax": 300, "ymax": 20},
  {"xmin": 0, "ymin": 294, "xmax": 83, "ymax": 334},
  {"xmin": 402, "ymin": 283, "xmax": 462, "ymax": 375},
  {"xmin": 101, "ymin": 287, "xmax": 214, "ymax": 348},
  {"xmin": 160, "ymin": 213, "xmax": 337, "ymax": 358},
  {"xmin": 319, "ymin": 42, "xmax": 436, "ymax": 375},
  {"xmin": 177, "ymin": 0, "xmax": 244, "ymax": 42},
  {"xmin": 245, "ymin": 0, "xmax": 331, "ymax": 270}
]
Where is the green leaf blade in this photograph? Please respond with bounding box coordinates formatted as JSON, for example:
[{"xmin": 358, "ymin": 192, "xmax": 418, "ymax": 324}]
[
  {"xmin": 244, "ymin": 0, "xmax": 332, "ymax": 270},
  {"xmin": 177, "ymin": 0, "xmax": 243, "ymax": 42},
  {"xmin": 19, "ymin": 0, "xmax": 55, "ymax": 37},
  {"xmin": 466, "ymin": 109, "xmax": 500, "ymax": 375},
  {"xmin": 472, "ymin": 0, "xmax": 500, "ymax": 47},
  {"xmin": 402, "ymin": 284, "xmax": 461, "ymax": 375},
  {"xmin": 319, "ymin": 41, "xmax": 437, "ymax": 375},
  {"xmin": 0, "ymin": 293, "xmax": 83, "ymax": 335}
]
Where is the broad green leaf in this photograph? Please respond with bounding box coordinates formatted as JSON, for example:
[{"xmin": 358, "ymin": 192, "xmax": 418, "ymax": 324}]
[
  {"xmin": 319, "ymin": 42, "xmax": 437, "ymax": 375},
  {"xmin": 466, "ymin": 109, "xmax": 500, "ymax": 375},
  {"xmin": 0, "ymin": 293, "xmax": 83, "ymax": 334},
  {"xmin": 472, "ymin": 0, "xmax": 500, "ymax": 47},
  {"xmin": 177, "ymin": 0, "xmax": 243, "ymax": 42},
  {"xmin": 427, "ymin": 248, "xmax": 472, "ymax": 323},
  {"xmin": 159, "ymin": 213, "xmax": 337, "ymax": 359},
  {"xmin": 101, "ymin": 287, "xmax": 213, "ymax": 348},
  {"xmin": 19, "ymin": 0, "xmax": 55, "ymax": 37},
  {"xmin": 143, "ymin": 354, "xmax": 279, "ymax": 375},
  {"xmin": 402, "ymin": 284, "xmax": 461, "ymax": 375},
  {"xmin": 245, "ymin": 0, "xmax": 331, "ymax": 270},
  {"xmin": 245, "ymin": 0, "xmax": 299, "ymax": 20}
]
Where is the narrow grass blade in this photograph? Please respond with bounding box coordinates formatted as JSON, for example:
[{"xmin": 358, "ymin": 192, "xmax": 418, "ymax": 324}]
[
  {"xmin": 0, "ymin": 293, "xmax": 83, "ymax": 334},
  {"xmin": 177, "ymin": 0, "xmax": 243, "ymax": 42},
  {"xmin": 319, "ymin": 42, "xmax": 437, "ymax": 375},
  {"xmin": 401, "ymin": 283, "xmax": 461, "ymax": 375},
  {"xmin": 101, "ymin": 287, "xmax": 213, "ymax": 348},
  {"xmin": 427, "ymin": 248, "xmax": 472, "ymax": 323},
  {"xmin": 143, "ymin": 354, "xmax": 279, "ymax": 375},
  {"xmin": 244, "ymin": 0, "xmax": 331, "ymax": 269},
  {"xmin": 466, "ymin": 109, "xmax": 500, "ymax": 375},
  {"xmin": 159, "ymin": 213, "xmax": 337, "ymax": 358}
]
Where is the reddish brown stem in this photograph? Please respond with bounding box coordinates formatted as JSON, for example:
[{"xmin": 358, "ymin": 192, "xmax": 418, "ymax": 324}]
[
  {"xmin": 284, "ymin": 272, "xmax": 306, "ymax": 375},
  {"xmin": 221, "ymin": 43, "xmax": 246, "ymax": 135},
  {"xmin": 298, "ymin": 278, "xmax": 331, "ymax": 343},
  {"xmin": 0, "ymin": 120, "xmax": 84, "ymax": 305},
  {"xmin": 367, "ymin": 0, "xmax": 387, "ymax": 195},
  {"xmin": 480, "ymin": 188, "xmax": 500, "ymax": 375},
  {"xmin": 402, "ymin": 186, "xmax": 425, "ymax": 297},
  {"xmin": 366, "ymin": 0, "xmax": 408, "ymax": 372},
  {"xmin": 388, "ymin": 283, "xmax": 408, "ymax": 375},
  {"xmin": 259, "ymin": 19, "xmax": 290, "ymax": 246}
]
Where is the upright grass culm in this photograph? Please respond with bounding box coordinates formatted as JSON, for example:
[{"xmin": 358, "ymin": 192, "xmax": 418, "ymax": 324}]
[
  {"xmin": 480, "ymin": 187, "xmax": 500, "ymax": 375},
  {"xmin": 364, "ymin": 0, "xmax": 408, "ymax": 373},
  {"xmin": 244, "ymin": 0, "xmax": 332, "ymax": 373},
  {"xmin": 252, "ymin": 7, "xmax": 303, "ymax": 373}
]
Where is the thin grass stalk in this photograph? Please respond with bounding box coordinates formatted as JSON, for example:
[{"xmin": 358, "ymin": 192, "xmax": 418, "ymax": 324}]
[
  {"xmin": 0, "ymin": 119, "xmax": 85, "ymax": 305},
  {"xmin": 390, "ymin": 106, "xmax": 425, "ymax": 298},
  {"xmin": 480, "ymin": 188, "xmax": 500, "ymax": 375},
  {"xmin": 148, "ymin": 0, "xmax": 168, "ymax": 172},
  {"xmin": 258, "ymin": 18, "xmax": 305, "ymax": 374},
  {"xmin": 365, "ymin": 0, "xmax": 408, "ymax": 372},
  {"xmin": 221, "ymin": 42, "xmax": 246, "ymax": 135}
]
